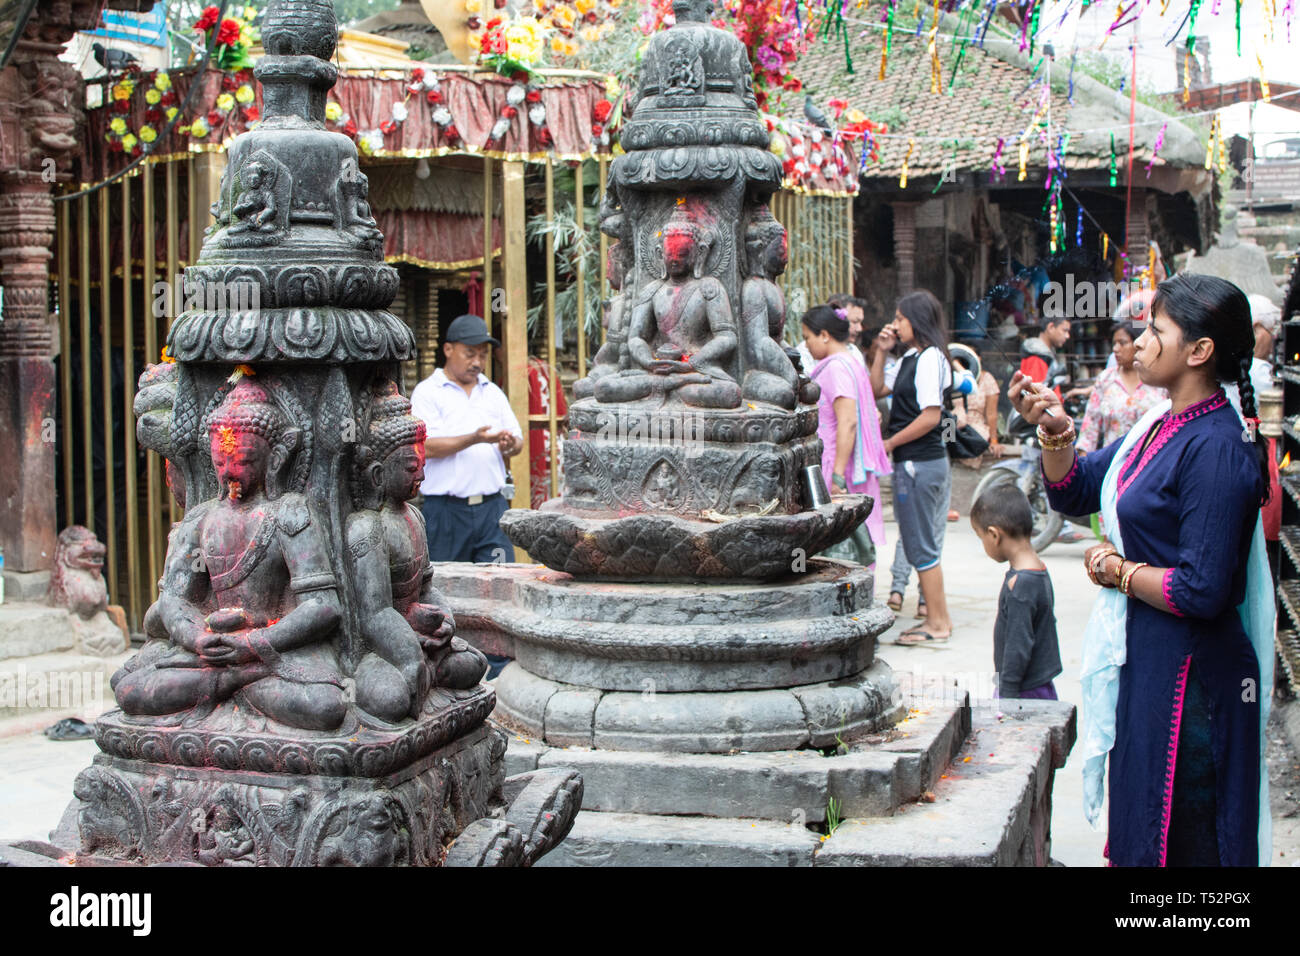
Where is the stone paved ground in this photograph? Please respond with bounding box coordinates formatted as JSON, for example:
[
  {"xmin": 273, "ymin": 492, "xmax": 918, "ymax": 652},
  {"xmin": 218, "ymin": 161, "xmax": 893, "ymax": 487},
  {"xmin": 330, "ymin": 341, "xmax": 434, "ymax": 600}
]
[{"xmin": 1, "ymin": 511, "xmax": 1298, "ymax": 865}]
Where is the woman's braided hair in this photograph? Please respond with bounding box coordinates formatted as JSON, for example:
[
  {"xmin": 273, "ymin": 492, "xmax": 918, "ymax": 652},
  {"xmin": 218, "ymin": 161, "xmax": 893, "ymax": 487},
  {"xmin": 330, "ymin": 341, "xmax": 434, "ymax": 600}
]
[{"xmin": 1151, "ymin": 273, "xmax": 1270, "ymax": 504}]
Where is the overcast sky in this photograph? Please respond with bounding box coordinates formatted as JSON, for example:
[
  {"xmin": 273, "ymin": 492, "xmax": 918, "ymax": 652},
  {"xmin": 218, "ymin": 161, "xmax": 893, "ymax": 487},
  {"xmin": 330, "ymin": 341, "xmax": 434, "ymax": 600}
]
[{"xmin": 1032, "ymin": 0, "xmax": 1298, "ymax": 144}]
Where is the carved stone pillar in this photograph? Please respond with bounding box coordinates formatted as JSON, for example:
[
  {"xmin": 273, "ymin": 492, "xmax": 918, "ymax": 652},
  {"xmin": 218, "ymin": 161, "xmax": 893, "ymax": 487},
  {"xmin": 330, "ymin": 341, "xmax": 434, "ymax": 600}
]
[
  {"xmin": 1125, "ymin": 190, "xmax": 1151, "ymax": 279},
  {"xmin": 0, "ymin": 177, "xmax": 58, "ymax": 573},
  {"xmin": 892, "ymin": 201, "xmax": 917, "ymax": 295}
]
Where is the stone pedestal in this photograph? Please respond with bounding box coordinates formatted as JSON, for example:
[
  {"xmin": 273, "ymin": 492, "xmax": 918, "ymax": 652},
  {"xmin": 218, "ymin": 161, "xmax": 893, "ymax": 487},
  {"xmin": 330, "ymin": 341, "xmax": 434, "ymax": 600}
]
[{"xmin": 77, "ymin": 715, "xmax": 506, "ymax": 866}]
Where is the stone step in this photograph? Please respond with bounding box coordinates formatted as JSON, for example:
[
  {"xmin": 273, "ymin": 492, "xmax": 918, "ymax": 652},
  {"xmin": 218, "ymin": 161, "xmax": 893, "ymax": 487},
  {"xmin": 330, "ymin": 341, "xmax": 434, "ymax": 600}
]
[
  {"xmin": 533, "ymin": 698, "xmax": 1075, "ymax": 866},
  {"xmin": 535, "ymin": 811, "xmax": 825, "ymax": 866},
  {"xmin": 817, "ymin": 699, "xmax": 1076, "ymax": 866},
  {"xmin": 0, "ymin": 603, "xmax": 77, "ymax": 660},
  {"xmin": 496, "ymin": 691, "xmax": 969, "ymax": 821}
]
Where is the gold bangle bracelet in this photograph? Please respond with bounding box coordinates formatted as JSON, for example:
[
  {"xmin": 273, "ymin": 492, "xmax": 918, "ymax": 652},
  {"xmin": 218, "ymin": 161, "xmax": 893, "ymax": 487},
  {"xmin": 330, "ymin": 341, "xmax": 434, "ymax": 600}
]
[
  {"xmin": 1089, "ymin": 548, "xmax": 1119, "ymax": 579},
  {"xmin": 1120, "ymin": 561, "xmax": 1148, "ymax": 596},
  {"xmin": 1036, "ymin": 423, "xmax": 1076, "ymax": 451}
]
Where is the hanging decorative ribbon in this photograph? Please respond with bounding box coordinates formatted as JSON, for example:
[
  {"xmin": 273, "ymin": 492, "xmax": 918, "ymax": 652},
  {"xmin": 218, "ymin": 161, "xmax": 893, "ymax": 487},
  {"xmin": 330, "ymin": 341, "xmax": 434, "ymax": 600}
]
[
  {"xmin": 928, "ymin": 0, "xmax": 941, "ymax": 92},
  {"xmin": 880, "ymin": 0, "xmax": 896, "ymax": 80},
  {"xmin": 1145, "ymin": 122, "xmax": 1167, "ymax": 177},
  {"xmin": 899, "ymin": 136, "xmax": 914, "ymax": 188},
  {"xmin": 991, "ymin": 136, "xmax": 1005, "ymax": 177},
  {"xmin": 1109, "ymin": 132, "xmax": 1118, "ymax": 186}
]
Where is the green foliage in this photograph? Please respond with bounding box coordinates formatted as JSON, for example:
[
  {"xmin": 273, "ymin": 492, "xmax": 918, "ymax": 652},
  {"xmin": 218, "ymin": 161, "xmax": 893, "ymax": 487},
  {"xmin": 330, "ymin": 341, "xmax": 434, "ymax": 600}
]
[
  {"xmin": 825, "ymin": 797, "xmax": 842, "ymax": 836},
  {"xmin": 525, "ymin": 161, "xmax": 603, "ymax": 346},
  {"xmin": 875, "ymin": 105, "xmax": 908, "ymax": 131}
]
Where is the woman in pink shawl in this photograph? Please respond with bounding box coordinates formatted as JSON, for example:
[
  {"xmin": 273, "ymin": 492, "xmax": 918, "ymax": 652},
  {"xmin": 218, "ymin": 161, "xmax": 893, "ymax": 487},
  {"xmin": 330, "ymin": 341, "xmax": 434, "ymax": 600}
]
[{"xmin": 801, "ymin": 304, "xmax": 892, "ymax": 559}]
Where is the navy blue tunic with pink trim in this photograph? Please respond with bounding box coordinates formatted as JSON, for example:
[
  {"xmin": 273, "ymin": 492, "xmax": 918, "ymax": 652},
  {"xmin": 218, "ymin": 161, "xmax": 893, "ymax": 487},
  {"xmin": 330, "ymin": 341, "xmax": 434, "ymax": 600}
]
[{"xmin": 1044, "ymin": 390, "xmax": 1263, "ymax": 866}]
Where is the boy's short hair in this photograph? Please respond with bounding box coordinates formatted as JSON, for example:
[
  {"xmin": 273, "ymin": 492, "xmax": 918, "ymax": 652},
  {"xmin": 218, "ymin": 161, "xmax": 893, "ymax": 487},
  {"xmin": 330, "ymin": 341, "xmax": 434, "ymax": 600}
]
[{"xmin": 970, "ymin": 484, "xmax": 1035, "ymax": 539}]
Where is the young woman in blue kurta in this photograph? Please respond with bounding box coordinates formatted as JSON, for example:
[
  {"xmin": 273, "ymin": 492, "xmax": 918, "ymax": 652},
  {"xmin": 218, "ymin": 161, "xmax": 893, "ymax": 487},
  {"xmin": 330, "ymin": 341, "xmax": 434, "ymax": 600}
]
[{"xmin": 1009, "ymin": 274, "xmax": 1271, "ymax": 867}]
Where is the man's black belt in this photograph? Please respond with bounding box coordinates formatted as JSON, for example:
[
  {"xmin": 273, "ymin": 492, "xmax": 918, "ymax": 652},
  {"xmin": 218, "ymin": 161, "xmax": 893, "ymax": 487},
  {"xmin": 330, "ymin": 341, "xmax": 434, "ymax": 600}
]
[{"xmin": 428, "ymin": 491, "xmax": 503, "ymax": 506}]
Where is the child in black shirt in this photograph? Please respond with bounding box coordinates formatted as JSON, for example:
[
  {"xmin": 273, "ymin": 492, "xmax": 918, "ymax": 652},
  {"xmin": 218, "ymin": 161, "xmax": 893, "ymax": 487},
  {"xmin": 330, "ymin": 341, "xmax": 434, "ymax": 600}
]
[{"xmin": 970, "ymin": 484, "xmax": 1062, "ymax": 699}]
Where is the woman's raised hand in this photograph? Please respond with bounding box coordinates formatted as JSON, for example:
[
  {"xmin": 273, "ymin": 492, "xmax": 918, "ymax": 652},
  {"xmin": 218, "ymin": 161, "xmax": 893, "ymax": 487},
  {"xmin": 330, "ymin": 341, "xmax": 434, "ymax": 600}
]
[{"xmin": 1008, "ymin": 371, "xmax": 1068, "ymax": 433}]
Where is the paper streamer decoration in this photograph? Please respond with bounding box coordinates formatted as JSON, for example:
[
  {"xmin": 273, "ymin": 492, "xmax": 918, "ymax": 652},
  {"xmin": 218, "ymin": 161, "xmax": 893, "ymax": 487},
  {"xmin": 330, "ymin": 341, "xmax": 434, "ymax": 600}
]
[
  {"xmin": 900, "ymin": 136, "xmax": 914, "ymax": 188},
  {"xmin": 1145, "ymin": 122, "xmax": 1167, "ymax": 178}
]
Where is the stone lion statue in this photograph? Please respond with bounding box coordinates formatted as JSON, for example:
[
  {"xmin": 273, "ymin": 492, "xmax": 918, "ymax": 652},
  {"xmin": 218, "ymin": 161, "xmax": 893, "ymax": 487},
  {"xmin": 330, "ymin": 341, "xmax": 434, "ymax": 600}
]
[{"xmin": 48, "ymin": 526, "xmax": 128, "ymax": 656}]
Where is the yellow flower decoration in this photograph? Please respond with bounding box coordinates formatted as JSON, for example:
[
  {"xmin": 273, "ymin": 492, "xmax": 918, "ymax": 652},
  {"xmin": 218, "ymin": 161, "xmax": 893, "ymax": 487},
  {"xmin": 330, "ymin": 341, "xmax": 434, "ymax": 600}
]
[
  {"xmin": 190, "ymin": 117, "xmax": 210, "ymax": 138},
  {"xmin": 243, "ymin": 6, "xmax": 258, "ymax": 20},
  {"xmin": 325, "ymin": 101, "xmax": 343, "ymax": 122},
  {"xmin": 121, "ymin": 133, "xmax": 138, "ymax": 150},
  {"xmin": 550, "ymin": 35, "xmax": 566, "ymax": 53},
  {"xmin": 465, "ymin": 0, "xmax": 482, "ymax": 10},
  {"xmin": 575, "ymin": 0, "xmax": 595, "ymax": 13},
  {"xmin": 175, "ymin": 124, "xmax": 190, "ymax": 136},
  {"xmin": 139, "ymin": 125, "xmax": 157, "ymax": 143},
  {"xmin": 165, "ymin": 107, "xmax": 179, "ymax": 121},
  {"xmin": 235, "ymin": 84, "xmax": 254, "ymax": 105},
  {"xmin": 216, "ymin": 92, "xmax": 236, "ymax": 112},
  {"xmin": 504, "ymin": 17, "xmax": 546, "ymax": 66},
  {"xmin": 109, "ymin": 117, "xmax": 127, "ymax": 134},
  {"xmin": 112, "ymin": 83, "xmax": 132, "ymax": 101},
  {"xmin": 553, "ymin": 5, "xmax": 576, "ymax": 27},
  {"xmin": 144, "ymin": 88, "xmax": 161, "ymax": 105},
  {"xmin": 153, "ymin": 72, "xmax": 171, "ymax": 91},
  {"xmin": 846, "ymin": 108, "xmax": 867, "ymax": 123},
  {"xmin": 581, "ymin": 25, "xmax": 599, "ymax": 42},
  {"xmin": 605, "ymin": 76, "xmax": 621, "ymax": 99}
]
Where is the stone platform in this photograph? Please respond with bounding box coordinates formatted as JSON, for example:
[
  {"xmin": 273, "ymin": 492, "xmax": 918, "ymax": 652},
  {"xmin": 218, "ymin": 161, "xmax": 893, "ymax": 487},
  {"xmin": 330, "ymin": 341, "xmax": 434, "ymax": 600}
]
[
  {"xmin": 509, "ymin": 691, "xmax": 1076, "ymax": 867},
  {"xmin": 437, "ymin": 562, "xmax": 1077, "ymax": 866}
]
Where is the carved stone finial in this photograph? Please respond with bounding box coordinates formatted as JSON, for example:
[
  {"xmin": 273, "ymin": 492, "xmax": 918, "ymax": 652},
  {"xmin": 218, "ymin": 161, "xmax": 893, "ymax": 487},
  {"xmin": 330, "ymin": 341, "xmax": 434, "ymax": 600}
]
[
  {"xmin": 672, "ymin": 0, "xmax": 715, "ymax": 23},
  {"xmin": 262, "ymin": 0, "xmax": 338, "ymax": 60}
]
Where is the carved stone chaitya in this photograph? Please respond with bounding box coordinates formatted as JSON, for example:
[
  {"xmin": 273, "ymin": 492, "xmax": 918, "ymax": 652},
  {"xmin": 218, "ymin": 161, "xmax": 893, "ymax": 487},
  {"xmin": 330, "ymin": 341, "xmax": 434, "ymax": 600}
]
[
  {"xmin": 501, "ymin": 0, "xmax": 864, "ymax": 579},
  {"xmin": 481, "ymin": 0, "xmax": 893, "ymax": 761},
  {"xmin": 75, "ymin": 0, "xmax": 580, "ymax": 867}
]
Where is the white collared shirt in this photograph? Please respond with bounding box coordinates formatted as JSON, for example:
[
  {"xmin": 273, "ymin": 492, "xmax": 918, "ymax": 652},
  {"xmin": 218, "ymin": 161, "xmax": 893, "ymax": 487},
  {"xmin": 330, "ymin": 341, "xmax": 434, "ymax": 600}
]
[
  {"xmin": 883, "ymin": 346, "xmax": 950, "ymax": 409},
  {"xmin": 410, "ymin": 368, "xmax": 523, "ymax": 497}
]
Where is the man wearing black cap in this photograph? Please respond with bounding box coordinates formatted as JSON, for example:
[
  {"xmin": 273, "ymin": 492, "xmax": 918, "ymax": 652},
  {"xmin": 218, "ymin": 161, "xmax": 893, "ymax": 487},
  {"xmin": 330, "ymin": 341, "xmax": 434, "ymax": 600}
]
[{"xmin": 410, "ymin": 314, "xmax": 524, "ymax": 565}]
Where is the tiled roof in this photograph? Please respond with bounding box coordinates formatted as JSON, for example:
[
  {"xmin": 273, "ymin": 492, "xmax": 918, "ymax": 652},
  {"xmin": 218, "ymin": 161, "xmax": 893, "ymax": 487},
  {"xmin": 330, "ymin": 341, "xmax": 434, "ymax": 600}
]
[{"xmin": 789, "ymin": 27, "xmax": 1196, "ymax": 182}]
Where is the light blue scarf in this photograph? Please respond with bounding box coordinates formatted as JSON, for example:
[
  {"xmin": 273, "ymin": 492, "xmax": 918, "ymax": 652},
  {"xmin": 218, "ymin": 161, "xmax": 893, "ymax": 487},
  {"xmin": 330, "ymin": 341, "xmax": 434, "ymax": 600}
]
[{"xmin": 1080, "ymin": 395, "xmax": 1273, "ymax": 865}]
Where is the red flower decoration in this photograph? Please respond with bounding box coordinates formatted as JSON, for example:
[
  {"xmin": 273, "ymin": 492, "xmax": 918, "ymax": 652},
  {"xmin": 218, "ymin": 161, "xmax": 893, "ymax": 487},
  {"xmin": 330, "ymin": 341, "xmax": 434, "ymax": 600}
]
[
  {"xmin": 593, "ymin": 99, "xmax": 613, "ymax": 123},
  {"xmin": 584, "ymin": 11, "xmax": 598, "ymax": 22},
  {"xmin": 221, "ymin": 73, "xmax": 237, "ymax": 91},
  {"xmin": 112, "ymin": 99, "xmax": 131, "ymax": 114},
  {"xmin": 108, "ymin": 138, "xmax": 124, "ymax": 153},
  {"xmin": 467, "ymin": 16, "xmax": 481, "ymax": 29},
  {"xmin": 194, "ymin": 5, "xmax": 219, "ymax": 31},
  {"xmin": 782, "ymin": 158, "xmax": 796, "ymax": 176},
  {"xmin": 243, "ymin": 106, "xmax": 260, "ymax": 123},
  {"xmin": 486, "ymin": 16, "xmax": 503, "ymax": 28},
  {"xmin": 536, "ymin": 127, "xmax": 551, "ymax": 145},
  {"xmin": 591, "ymin": 123, "xmax": 604, "ymax": 136},
  {"xmin": 502, "ymin": 105, "xmax": 518, "ymax": 119},
  {"xmin": 343, "ymin": 118, "xmax": 358, "ymax": 137},
  {"xmin": 207, "ymin": 109, "xmax": 222, "ymax": 127},
  {"xmin": 145, "ymin": 107, "xmax": 164, "ymax": 123},
  {"xmin": 380, "ymin": 119, "xmax": 398, "ymax": 134},
  {"xmin": 783, "ymin": 77, "xmax": 802, "ymax": 92},
  {"xmin": 444, "ymin": 125, "xmax": 460, "ymax": 142},
  {"xmin": 512, "ymin": 71, "xmax": 530, "ymax": 83},
  {"xmin": 494, "ymin": 0, "xmax": 507, "ymax": 7},
  {"xmin": 411, "ymin": 67, "xmax": 425, "ymax": 83},
  {"xmin": 160, "ymin": 91, "xmax": 176, "ymax": 106},
  {"xmin": 526, "ymin": 89, "xmax": 542, "ymax": 103},
  {"xmin": 426, "ymin": 89, "xmax": 443, "ymax": 104},
  {"xmin": 215, "ymin": 18, "xmax": 241, "ymax": 47}
]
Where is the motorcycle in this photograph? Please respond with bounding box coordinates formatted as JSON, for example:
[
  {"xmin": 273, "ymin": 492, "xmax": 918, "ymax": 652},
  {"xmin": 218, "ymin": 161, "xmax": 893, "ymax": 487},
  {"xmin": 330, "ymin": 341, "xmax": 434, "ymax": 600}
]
[{"xmin": 972, "ymin": 375, "xmax": 1094, "ymax": 554}]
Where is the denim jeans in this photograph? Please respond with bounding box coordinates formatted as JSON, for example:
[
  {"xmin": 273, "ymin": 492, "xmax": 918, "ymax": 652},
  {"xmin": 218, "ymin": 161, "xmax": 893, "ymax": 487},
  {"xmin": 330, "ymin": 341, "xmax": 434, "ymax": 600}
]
[{"xmin": 890, "ymin": 457, "xmax": 952, "ymax": 594}]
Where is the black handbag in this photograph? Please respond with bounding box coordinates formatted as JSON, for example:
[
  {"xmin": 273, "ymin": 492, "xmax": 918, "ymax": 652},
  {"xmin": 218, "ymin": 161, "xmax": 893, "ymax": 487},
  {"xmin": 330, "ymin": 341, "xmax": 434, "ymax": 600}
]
[{"xmin": 942, "ymin": 364, "xmax": 990, "ymax": 460}]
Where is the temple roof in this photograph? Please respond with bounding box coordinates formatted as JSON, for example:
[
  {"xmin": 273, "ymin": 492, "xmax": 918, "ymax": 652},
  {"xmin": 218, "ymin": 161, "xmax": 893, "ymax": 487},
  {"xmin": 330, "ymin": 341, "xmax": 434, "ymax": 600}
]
[{"xmin": 790, "ymin": 20, "xmax": 1208, "ymax": 188}]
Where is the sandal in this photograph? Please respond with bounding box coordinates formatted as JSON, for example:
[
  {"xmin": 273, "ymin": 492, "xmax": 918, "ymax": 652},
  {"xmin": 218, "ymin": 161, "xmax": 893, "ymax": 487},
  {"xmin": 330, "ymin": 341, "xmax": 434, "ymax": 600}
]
[
  {"xmin": 915, "ymin": 598, "xmax": 927, "ymax": 619},
  {"xmin": 886, "ymin": 592, "xmax": 903, "ymax": 612},
  {"xmin": 896, "ymin": 628, "xmax": 950, "ymax": 646},
  {"xmin": 44, "ymin": 718, "xmax": 94, "ymax": 741}
]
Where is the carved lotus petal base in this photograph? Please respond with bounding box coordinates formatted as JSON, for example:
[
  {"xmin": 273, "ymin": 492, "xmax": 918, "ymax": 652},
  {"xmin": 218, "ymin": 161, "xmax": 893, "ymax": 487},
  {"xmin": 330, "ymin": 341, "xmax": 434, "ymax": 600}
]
[
  {"xmin": 93, "ymin": 685, "xmax": 495, "ymax": 776},
  {"xmin": 500, "ymin": 498, "xmax": 873, "ymax": 581}
]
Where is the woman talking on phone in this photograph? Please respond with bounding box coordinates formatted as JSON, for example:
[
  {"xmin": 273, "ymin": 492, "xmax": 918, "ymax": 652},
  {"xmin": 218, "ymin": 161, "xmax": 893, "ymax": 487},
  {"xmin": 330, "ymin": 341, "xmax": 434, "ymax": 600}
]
[
  {"xmin": 1009, "ymin": 273, "xmax": 1273, "ymax": 867},
  {"xmin": 869, "ymin": 290, "xmax": 954, "ymax": 645}
]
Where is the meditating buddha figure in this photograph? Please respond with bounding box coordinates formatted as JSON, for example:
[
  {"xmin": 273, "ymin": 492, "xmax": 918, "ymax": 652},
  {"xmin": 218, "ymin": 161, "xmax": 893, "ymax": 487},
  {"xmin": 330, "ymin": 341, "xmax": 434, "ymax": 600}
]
[
  {"xmin": 347, "ymin": 381, "xmax": 487, "ymax": 722},
  {"xmin": 594, "ymin": 207, "xmax": 743, "ymax": 409},
  {"xmin": 113, "ymin": 377, "xmax": 348, "ymax": 731}
]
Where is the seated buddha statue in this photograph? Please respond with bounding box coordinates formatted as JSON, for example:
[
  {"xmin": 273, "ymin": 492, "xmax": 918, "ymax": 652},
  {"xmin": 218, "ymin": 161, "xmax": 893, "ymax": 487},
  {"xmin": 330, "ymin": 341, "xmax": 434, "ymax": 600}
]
[
  {"xmin": 593, "ymin": 209, "xmax": 743, "ymax": 410},
  {"xmin": 112, "ymin": 378, "xmax": 347, "ymax": 732},
  {"xmin": 346, "ymin": 381, "xmax": 488, "ymax": 722}
]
